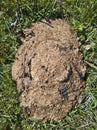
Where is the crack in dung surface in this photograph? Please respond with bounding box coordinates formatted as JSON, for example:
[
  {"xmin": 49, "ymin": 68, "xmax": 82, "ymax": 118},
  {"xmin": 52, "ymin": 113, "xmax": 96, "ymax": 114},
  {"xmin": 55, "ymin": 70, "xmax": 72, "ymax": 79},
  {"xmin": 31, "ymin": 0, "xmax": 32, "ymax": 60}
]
[{"xmin": 59, "ymin": 66, "xmax": 73, "ymax": 83}]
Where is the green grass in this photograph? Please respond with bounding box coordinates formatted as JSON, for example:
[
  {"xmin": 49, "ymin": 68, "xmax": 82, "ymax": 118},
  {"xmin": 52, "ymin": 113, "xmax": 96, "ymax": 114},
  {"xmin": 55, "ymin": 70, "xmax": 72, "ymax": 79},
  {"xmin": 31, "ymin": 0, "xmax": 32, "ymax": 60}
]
[{"xmin": 0, "ymin": 0, "xmax": 97, "ymax": 129}]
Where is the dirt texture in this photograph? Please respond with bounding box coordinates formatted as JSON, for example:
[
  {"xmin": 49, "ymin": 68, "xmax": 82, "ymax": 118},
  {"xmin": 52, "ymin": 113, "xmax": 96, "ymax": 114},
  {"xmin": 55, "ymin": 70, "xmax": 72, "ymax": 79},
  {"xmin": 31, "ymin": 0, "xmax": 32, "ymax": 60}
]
[{"xmin": 12, "ymin": 19, "xmax": 86, "ymax": 121}]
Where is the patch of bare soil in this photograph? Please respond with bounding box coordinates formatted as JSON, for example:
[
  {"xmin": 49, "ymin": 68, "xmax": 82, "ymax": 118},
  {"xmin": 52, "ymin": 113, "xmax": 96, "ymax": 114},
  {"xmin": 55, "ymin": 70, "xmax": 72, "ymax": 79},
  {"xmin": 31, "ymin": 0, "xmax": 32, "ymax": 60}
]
[{"xmin": 12, "ymin": 19, "xmax": 86, "ymax": 121}]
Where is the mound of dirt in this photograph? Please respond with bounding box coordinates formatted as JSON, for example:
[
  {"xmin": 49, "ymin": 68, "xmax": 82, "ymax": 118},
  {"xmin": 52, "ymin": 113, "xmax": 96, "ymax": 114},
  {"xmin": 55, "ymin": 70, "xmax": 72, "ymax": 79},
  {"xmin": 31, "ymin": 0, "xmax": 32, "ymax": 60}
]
[{"xmin": 12, "ymin": 19, "xmax": 86, "ymax": 121}]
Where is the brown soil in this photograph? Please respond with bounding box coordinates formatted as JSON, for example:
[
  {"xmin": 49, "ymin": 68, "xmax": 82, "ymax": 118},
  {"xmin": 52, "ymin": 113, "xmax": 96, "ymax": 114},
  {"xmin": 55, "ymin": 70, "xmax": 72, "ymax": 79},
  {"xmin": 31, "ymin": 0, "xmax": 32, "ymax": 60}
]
[{"xmin": 12, "ymin": 19, "xmax": 86, "ymax": 121}]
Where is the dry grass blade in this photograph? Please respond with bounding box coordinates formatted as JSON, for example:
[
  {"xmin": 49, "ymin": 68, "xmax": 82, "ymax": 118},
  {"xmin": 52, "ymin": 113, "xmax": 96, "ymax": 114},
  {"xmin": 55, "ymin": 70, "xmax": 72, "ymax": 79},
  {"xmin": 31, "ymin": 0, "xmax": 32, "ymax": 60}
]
[{"xmin": 85, "ymin": 61, "xmax": 97, "ymax": 70}]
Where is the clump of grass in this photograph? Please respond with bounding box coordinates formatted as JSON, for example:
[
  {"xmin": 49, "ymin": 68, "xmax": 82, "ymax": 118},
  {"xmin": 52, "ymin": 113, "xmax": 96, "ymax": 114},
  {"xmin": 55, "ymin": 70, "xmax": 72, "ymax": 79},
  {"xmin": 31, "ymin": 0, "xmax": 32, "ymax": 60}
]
[{"xmin": 0, "ymin": 0, "xmax": 97, "ymax": 129}]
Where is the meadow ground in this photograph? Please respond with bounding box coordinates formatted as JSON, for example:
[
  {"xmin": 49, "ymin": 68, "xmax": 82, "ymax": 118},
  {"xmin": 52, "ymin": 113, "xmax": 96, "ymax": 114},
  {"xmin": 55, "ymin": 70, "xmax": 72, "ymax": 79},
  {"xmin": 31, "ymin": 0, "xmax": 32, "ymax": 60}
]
[{"xmin": 0, "ymin": 1, "xmax": 97, "ymax": 130}]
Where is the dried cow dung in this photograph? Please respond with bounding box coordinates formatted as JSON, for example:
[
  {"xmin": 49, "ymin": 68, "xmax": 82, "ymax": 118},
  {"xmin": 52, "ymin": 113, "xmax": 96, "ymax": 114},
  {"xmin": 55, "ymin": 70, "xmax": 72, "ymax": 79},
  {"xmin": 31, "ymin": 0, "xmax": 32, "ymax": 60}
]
[{"xmin": 12, "ymin": 19, "xmax": 86, "ymax": 121}]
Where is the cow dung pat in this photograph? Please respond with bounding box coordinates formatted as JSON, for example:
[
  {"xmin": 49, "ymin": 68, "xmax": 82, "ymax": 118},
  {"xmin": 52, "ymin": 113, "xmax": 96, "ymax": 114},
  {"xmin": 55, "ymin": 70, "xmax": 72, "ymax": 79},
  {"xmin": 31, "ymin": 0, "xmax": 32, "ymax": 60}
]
[{"xmin": 12, "ymin": 19, "xmax": 86, "ymax": 121}]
